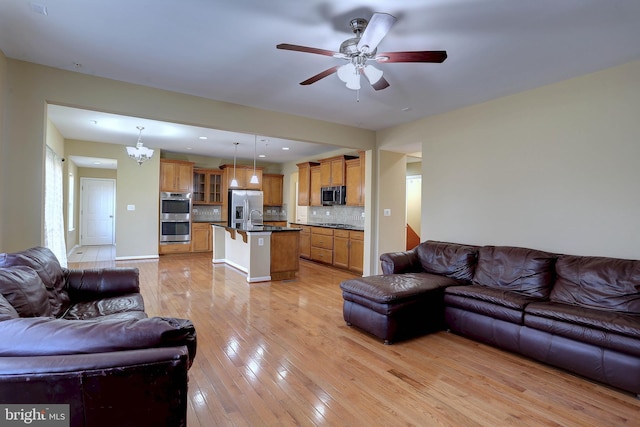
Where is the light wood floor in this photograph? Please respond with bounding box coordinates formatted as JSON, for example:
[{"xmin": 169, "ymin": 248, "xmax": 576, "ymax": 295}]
[{"xmin": 69, "ymin": 253, "xmax": 640, "ymax": 426}]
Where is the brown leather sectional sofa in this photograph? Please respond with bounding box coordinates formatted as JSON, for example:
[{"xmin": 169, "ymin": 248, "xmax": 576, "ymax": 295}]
[
  {"xmin": 0, "ymin": 247, "xmax": 197, "ymax": 427},
  {"xmin": 340, "ymin": 241, "xmax": 640, "ymax": 397}
]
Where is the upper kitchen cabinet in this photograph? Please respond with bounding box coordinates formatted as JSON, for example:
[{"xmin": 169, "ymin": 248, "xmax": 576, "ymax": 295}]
[
  {"xmin": 263, "ymin": 174, "xmax": 284, "ymax": 206},
  {"xmin": 346, "ymin": 152, "xmax": 365, "ymax": 206},
  {"xmin": 193, "ymin": 168, "xmax": 222, "ymax": 204},
  {"xmin": 160, "ymin": 159, "xmax": 194, "ymax": 193},
  {"xmin": 220, "ymin": 164, "xmax": 263, "ymax": 190},
  {"xmin": 319, "ymin": 155, "xmax": 356, "ymax": 187},
  {"xmin": 310, "ymin": 165, "xmax": 322, "ymax": 206},
  {"xmin": 296, "ymin": 162, "xmax": 319, "ymax": 206}
]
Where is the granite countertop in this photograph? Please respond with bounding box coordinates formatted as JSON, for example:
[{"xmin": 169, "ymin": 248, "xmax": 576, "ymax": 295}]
[{"xmin": 290, "ymin": 222, "xmax": 364, "ymax": 231}]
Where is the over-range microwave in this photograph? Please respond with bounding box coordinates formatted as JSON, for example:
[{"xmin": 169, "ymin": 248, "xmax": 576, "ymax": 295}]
[{"xmin": 321, "ymin": 186, "xmax": 346, "ymax": 206}]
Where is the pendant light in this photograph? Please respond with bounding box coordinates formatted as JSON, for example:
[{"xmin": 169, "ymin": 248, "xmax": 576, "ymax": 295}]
[
  {"xmin": 249, "ymin": 135, "xmax": 259, "ymax": 184},
  {"xmin": 230, "ymin": 142, "xmax": 239, "ymax": 188}
]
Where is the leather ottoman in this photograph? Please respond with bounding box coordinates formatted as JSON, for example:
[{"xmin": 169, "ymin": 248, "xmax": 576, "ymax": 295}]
[{"xmin": 340, "ymin": 272, "xmax": 462, "ymax": 344}]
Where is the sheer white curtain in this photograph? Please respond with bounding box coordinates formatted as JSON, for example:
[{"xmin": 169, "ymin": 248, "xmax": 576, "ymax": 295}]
[{"xmin": 45, "ymin": 146, "xmax": 68, "ymax": 267}]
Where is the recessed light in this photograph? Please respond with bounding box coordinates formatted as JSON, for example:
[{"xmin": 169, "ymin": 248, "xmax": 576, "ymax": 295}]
[
  {"xmin": 401, "ymin": 107, "xmax": 411, "ymax": 112},
  {"xmin": 93, "ymin": 161, "xmax": 101, "ymax": 165},
  {"xmin": 258, "ymin": 154, "xmax": 266, "ymax": 158},
  {"xmin": 186, "ymin": 147, "xmax": 193, "ymax": 150},
  {"xmin": 282, "ymin": 147, "xmax": 290, "ymax": 151},
  {"xmin": 199, "ymin": 136, "xmax": 207, "ymax": 140}
]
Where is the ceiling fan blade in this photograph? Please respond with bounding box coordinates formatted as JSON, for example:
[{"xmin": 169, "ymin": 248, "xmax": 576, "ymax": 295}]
[
  {"xmin": 300, "ymin": 66, "xmax": 339, "ymax": 85},
  {"xmin": 376, "ymin": 51, "xmax": 448, "ymax": 63},
  {"xmin": 357, "ymin": 13, "xmax": 397, "ymax": 54},
  {"xmin": 277, "ymin": 43, "xmax": 342, "ymax": 58},
  {"xmin": 370, "ymin": 76, "xmax": 390, "ymax": 91}
]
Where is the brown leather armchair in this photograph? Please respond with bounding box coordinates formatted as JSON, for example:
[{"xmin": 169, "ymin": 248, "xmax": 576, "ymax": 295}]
[{"xmin": 0, "ymin": 247, "xmax": 196, "ymax": 427}]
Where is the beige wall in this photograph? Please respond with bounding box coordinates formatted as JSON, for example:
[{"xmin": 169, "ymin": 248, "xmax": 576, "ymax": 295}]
[
  {"xmin": 375, "ymin": 150, "xmax": 407, "ymax": 272},
  {"xmin": 378, "ymin": 60, "xmax": 640, "ymax": 260},
  {"xmin": 0, "ymin": 59, "xmax": 375, "ymax": 254}
]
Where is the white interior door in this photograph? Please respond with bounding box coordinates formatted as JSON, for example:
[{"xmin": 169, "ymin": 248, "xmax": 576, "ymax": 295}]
[{"xmin": 80, "ymin": 178, "xmax": 115, "ymax": 245}]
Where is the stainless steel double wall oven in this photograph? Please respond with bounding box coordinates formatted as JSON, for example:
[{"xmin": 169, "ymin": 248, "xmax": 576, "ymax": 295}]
[{"xmin": 160, "ymin": 192, "xmax": 191, "ymax": 244}]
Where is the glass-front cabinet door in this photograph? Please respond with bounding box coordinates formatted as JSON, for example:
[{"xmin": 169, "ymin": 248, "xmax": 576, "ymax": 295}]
[
  {"xmin": 207, "ymin": 171, "xmax": 222, "ymax": 204},
  {"xmin": 193, "ymin": 169, "xmax": 222, "ymax": 204}
]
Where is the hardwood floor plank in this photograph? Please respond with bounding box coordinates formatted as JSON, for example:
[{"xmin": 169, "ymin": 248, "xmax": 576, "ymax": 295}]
[{"xmin": 69, "ymin": 253, "xmax": 640, "ymax": 426}]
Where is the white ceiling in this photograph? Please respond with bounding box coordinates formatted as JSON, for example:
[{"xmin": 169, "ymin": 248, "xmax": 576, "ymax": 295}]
[{"xmin": 2, "ymin": 0, "xmax": 640, "ymax": 165}]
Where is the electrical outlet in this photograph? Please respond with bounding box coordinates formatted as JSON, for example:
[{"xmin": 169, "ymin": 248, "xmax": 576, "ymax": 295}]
[
  {"xmin": 326, "ymin": 211, "xmax": 331, "ymax": 216},
  {"xmin": 258, "ymin": 238, "xmax": 264, "ymax": 246},
  {"xmin": 384, "ymin": 209, "xmax": 391, "ymax": 216},
  {"xmin": 127, "ymin": 205, "xmax": 135, "ymax": 211}
]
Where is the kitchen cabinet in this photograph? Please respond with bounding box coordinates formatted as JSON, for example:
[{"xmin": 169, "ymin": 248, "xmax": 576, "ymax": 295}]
[
  {"xmin": 264, "ymin": 221, "xmax": 288, "ymax": 227},
  {"xmin": 193, "ymin": 169, "xmax": 222, "ymax": 204},
  {"xmin": 160, "ymin": 159, "xmax": 193, "ymax": 193},
  {"xmin": 220, "ymin": 164, "xmax": 263, "ymax": 190},
  {"xmin": 348, "ymin": 230, "xmax": 364, "ymax": 274},
  {"xmin": 333, "ymin": 229, "xmax": 364, "ymax": 273},
  {"xmin": 263, "ymin": 174, "xmax": 283, "ymax": 206},
  {"xmin": 159, "ymin": 243, "xmax": 191, "ymax": 254},
  {"xmin": 191, "ymin": 223, "xmax": 212, "ymax": 252},
  {"xmin": 319, "ymin": 155, "xmax": 355, "ymax": 187},
  {"xmin": 298, "ymin": 225, "xmax": 311, "ymax": 259},
  {"xmin": 333, "ymin": 229, "xmax": 350, "ymax": 270},
  {"xmin": 310, "ymin": 226, "xmax": 333, "ymax": 264},
  {"xmin": 310, "ymin": 165, "xmax": 322, "ymax": 206},
  {"xmin": 345, "ymin": 152, "xmax": 365, "ymax": 206},
  {"xmin": 296, "ymin": 162, "xmax": 319, "ymax": 206}
]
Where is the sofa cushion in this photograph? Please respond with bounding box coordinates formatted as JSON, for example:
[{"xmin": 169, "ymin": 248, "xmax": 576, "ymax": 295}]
[
  {"xmin": 550, "ymin": 255, "xmax": 640, "ymax": 314},
  {"xmin": 0, "ymin": 293, "xmax": 20, "ymax": 320},
  {"xmin": 415, "ymin": 241, "xmax": 478, "ymax": 281},
  {"xmin": 445, "ymin": 285, "xmax": 544, "ymax": 324},
  {"xmin": 472, "ymin": 246, "xmax": 557, "ymax": 298},
  {"xmin": 0, "ymin": 266, "xmax": 52, "ymax": 317},
  {"xmin": 525, "ymin": 301, "xmax": 640, "ymax": 357},
  {"xmin": 62, "ymin": 293, "xmax": 146, "ymax": 320},
  {"xmin": 0, "ymin": 247, "xmax": 70, "ymax": 317}
]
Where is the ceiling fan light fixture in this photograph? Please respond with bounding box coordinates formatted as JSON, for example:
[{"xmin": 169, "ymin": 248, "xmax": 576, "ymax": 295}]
[
  {"xmin": 337, "ymin": 63, "xmax": 361, "ymax": 90},
  {"xmin": 336, "ymin": 63, "xmax": 354, "ymax": 83},
  {"xmin": 364, "ymin": 64, "xmax": 383, "ymax": 85}
]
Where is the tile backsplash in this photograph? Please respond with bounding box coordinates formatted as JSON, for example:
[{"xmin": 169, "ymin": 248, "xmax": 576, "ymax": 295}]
[
  {"xmin": 306, "ymin": 205, "xmax": 365, "ymax": 227},
  {"xmin": 191, "ymin": 205, "xmax": 222, "ymax": 222}
]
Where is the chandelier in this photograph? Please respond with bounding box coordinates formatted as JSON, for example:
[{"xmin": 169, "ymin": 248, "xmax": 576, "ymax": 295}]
[{"xmin": 126, "ymin": 126, "xmax": 154, "ymax": 165}]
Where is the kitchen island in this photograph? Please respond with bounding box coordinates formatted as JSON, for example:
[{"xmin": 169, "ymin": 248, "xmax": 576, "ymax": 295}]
[{"xmin": 211, "ymin": 224, "xmax": 301, "ymax": 282}]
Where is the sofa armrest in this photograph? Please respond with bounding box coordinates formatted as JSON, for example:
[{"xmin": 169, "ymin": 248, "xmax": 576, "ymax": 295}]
[
  {"xmin": 0, "ymin": 347, "xmax": 190, "ymax": 427},
  {"xmin": 380, "ymin": 248, "xmax": 421, "ymax": 274},
  {"xmin": 66, "ymin": 267, "xmax": 140, "ymax": 300},
  {"xmin": 0, "ymin": 316, "xmax": 196, "ymax": 367}
]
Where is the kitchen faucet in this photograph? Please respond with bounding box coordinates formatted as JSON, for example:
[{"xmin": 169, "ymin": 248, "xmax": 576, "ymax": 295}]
[{"xmin": 248, "ymin": 209, "xmax": 263, "ymax": 227}]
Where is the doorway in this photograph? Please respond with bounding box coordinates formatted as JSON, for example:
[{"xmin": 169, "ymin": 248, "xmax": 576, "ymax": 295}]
[{"xmin": 80, "ymin": 178, "xmax": 116, "ymax": 245}]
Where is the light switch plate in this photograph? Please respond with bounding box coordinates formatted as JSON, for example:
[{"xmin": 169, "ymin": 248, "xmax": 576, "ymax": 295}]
[{"xmin": 383, "ymin": 208, "xmax": 391, "ymax": 216}]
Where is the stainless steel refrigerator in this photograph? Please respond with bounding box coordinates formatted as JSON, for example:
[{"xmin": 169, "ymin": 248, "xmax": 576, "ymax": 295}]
[{"xmin": 228, "ymin": 190, "xmax": 264, "ymax": 228}]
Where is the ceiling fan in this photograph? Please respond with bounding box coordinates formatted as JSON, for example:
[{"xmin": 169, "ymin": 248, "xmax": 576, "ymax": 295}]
[{"xmin": 277, "ymin": 12, "xmax": 447, "ymax": 91}]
